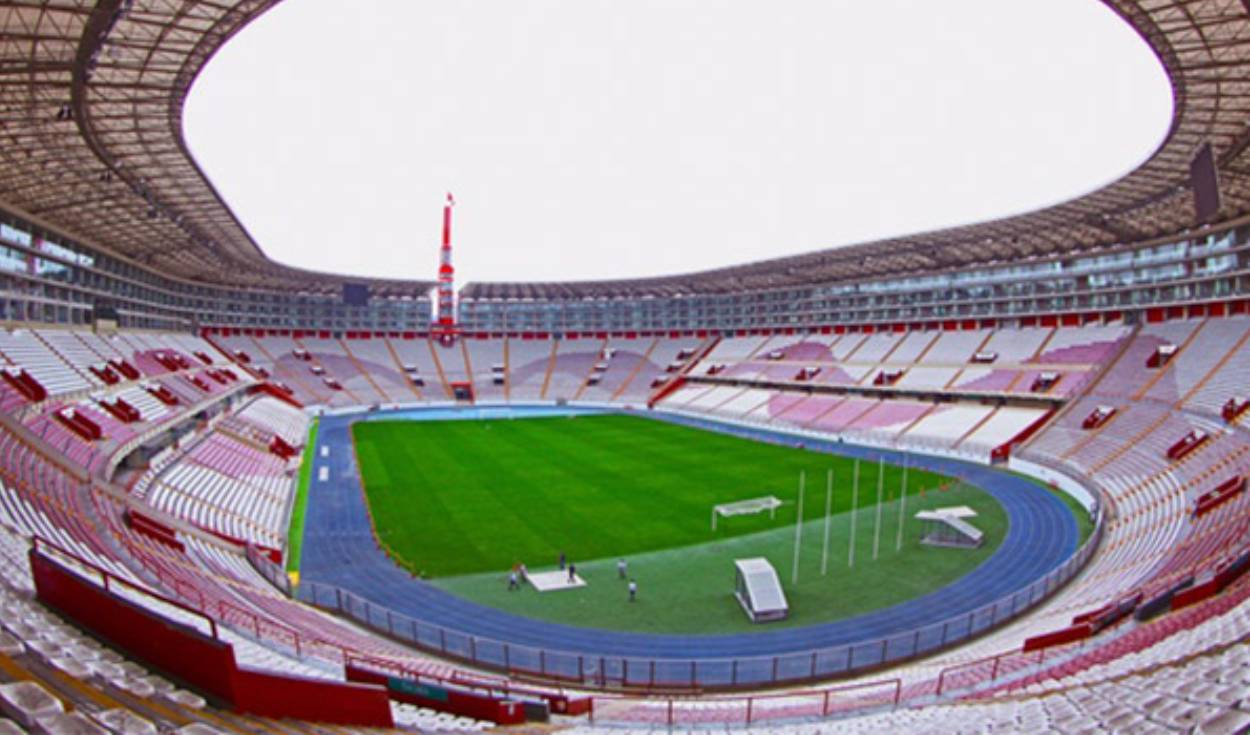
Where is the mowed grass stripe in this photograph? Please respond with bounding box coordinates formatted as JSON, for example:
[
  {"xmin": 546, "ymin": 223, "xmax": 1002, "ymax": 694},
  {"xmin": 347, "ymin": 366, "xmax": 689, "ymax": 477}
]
[{"xmin": 353, "ymin": 414, "xmax": 951, "ymax": 578}]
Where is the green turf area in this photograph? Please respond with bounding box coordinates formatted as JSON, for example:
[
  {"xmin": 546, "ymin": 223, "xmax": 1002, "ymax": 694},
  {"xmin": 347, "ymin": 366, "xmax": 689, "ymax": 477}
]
[
  {"xmin": 353, "ymin": 414, "xmax": 1013, "ymax": 634},
  {"xmin": 285, "ymin": 417, "xmax": 319, "ymax": 574}
]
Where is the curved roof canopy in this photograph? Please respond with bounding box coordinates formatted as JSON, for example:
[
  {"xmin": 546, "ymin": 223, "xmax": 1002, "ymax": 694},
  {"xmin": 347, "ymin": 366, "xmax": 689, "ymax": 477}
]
[{"xmin": 2, "ymin": 1, "xmax": 1249, "ymax": 299}]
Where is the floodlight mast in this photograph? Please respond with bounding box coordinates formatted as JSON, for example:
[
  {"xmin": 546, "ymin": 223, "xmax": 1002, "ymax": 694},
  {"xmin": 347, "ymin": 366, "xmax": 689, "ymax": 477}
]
[{"xmin": 435, "ymin": 192, "xmax": 457, "ymax": 339}]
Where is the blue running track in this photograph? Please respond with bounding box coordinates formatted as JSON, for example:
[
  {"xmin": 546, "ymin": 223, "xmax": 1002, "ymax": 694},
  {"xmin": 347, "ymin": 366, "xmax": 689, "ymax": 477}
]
[{"xmin": 300, "ymin": 406, "xmax": 1078, "ymax": 659}]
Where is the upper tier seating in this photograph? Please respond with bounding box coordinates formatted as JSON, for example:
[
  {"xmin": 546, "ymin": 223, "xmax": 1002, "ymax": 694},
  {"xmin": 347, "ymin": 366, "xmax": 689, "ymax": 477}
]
[
  {"xmin": 545, "ymin": 339, "xmax": 604, "ymax": 402},
  {"xmin": 339, "ymin": 337, "xmax": 420, "ymax": 402},
  {"xmin": 846, "ymin": 331, "xmax": 902, "ymax": 363},
  {"xmin": 978, "ymin": 325, "xmax": 1053, "ymax": 361},
  {"xmin": 207, "ymin": 331, "xmax": 707, "ymax": 408},
  {"xmin": 698, "ymin": 324, "xmax": 1131, "ymax": 403},
  {"xmin": 885, "ymin": 330, "xmax": 938, "ymax": 363},
  {"xmin": 463, "ymin": 336, "xmax": 506, "ymax": 401},
  {"xmin": 1032, "ymin": 324, "xmax": 1131, "ymax": 365},
  {"xmin": 1162, "ymin": 315, "xmax": 1250, "ymax": 415},
  {"xmin": 504, "ymin": 337, "xmax": 554, "ymax": 400},
  {"xmin": 428, "ymin": 338, "xmax": 472, "ymax": 396},
  {"xmin": 212, "ymin": 334, "xmax": 336, "ymax": 406},
  {"xmin": 919, "ymin": 328, "xmax": 992, "ymax": 364},
  {"xmin": 296, "ymin": 337, "xmax": 383, "ymax": 404},
  {"xmin": 0, "ymin": 329, "xmax": 95, "ymax": 398},
  {"xmin": 1085, "ymin": 319, "xmax": 1202, "ymax": 400},
  {"xmin": 576, "ymin": 337, "xmax": 656, "ymax": 404},
  {"xmin": 0, "ymin": 329, "xmax": 257, "ymax": 482}
]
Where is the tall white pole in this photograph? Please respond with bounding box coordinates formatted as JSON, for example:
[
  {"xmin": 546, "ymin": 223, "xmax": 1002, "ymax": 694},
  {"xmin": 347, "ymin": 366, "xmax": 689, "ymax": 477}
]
[
  {"xmin": 792, "ymin": 471, "xmax": 805, "ymax": 585},
  {"xmin": 821, "ymin": 469, "xmax": 833, "ymax": 575},
  {"xmin": 873, "ymin": 457, "xmax": 884, "ymax": 560},
  {"xmin": 849, "ymin": 459, "xmax": 859, "ymax": 567},
  {"xmin": 896, "ymin": 459, "xmax": 909, "ymax": 552}
]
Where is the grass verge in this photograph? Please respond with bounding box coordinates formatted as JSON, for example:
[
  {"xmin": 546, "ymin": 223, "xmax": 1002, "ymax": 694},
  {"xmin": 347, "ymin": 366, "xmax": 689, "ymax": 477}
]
[{"xmin": 285, "ymin": 417, "xmax": 319, "ymax": 574}]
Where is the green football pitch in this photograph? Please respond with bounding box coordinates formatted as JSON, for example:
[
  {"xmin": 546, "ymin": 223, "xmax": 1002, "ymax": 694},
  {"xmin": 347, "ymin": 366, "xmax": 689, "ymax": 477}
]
[{"xmin": 352, "ymin": 413, "xmax": 1012, "ymax": 634}]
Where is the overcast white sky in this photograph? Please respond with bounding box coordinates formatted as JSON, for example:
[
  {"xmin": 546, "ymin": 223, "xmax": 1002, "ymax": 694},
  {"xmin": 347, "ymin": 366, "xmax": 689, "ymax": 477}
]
[{"xmin": 184, "ymin": 0, "xmax": 1173, "ymax": 285}]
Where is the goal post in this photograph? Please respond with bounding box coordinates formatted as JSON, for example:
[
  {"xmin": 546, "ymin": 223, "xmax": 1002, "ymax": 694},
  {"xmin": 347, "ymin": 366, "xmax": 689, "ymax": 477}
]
[{"xmin": 712, "ymin": 495, "xmax": 782, "ymax": 530}]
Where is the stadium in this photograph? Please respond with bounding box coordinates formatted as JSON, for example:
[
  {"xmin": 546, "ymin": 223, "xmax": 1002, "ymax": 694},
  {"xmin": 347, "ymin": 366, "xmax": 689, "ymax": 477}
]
[{"xmin": 0, "ymin": 0, "xmax": 1248, "ymax": 733}]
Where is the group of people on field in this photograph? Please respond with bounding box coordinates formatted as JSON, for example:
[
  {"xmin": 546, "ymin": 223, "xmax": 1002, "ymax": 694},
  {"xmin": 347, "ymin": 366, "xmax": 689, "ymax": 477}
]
[{"xmin": 507, "ymin": 551, "xmax": 637, "ymax": 601}]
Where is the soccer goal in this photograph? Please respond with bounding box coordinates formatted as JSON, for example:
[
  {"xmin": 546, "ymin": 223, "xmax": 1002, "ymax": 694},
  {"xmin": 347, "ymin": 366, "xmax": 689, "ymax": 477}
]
[{"xmin": 712, "ymin": 495, "xmax": 782, "ymax": 530}]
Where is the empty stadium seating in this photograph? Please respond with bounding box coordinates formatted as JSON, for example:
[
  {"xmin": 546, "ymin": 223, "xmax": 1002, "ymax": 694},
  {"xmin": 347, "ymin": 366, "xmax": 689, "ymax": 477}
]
[
  {"xmin": 0, "ymin": 314, "xmax": 1248, "ymax": 732},
  {"xmin": 655, "ymin": 328, "xmax": 1084, "ymax": 461}
]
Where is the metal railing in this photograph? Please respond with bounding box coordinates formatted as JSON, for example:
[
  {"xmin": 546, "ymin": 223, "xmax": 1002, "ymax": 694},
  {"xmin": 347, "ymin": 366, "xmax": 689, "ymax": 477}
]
[
  {"xmin": 588, "ymin": 677, "xmax": 903, "ymax": 727},
  {"xmin": 246, "ymin": 541, "xmax": 291, "ymax": 596}
]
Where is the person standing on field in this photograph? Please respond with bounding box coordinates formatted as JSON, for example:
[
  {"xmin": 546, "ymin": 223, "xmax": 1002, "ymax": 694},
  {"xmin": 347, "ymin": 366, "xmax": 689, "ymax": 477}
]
[
  {"xmin": 617, "ymin": 558, "xmax": 628, "ymax": 579},
  {"xmin": 628, "ymin": 578, "xmax": 637, "ymax": 602}
]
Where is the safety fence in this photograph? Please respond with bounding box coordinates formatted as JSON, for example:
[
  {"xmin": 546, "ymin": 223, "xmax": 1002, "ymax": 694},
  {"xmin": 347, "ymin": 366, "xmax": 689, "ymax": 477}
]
[{"xmin": 297, "ymin": 514, "xmax": 1102, "ymax": 696}]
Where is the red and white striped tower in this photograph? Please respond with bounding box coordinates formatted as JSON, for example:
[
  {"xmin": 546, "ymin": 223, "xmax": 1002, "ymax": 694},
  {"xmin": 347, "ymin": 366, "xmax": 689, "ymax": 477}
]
[{"xmin": 436, "ymin": 192, "xmax": 456, "ymax": 331}]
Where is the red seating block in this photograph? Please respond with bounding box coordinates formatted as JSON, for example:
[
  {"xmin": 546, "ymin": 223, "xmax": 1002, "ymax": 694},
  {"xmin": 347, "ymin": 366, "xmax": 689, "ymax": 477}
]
[
  {"xmin": 874, "ymin": 369, "xmax": 903, "ymax": 386},
  {"xmin": 1031, "ymin": 371, "xmax": 1060, "ymax": 392},
  {"xmin": 1147, "ymin": 343, "xmax": 1177, "ymax": 368},
  {"xmin": 1022, "ymin": 623, "xmax": 1093, "ymax": 652},
  {"xmin": 1194, "ymin": 476, "xmax": 1247, "ymax": 517},
  {"xmin": 250, "ymin": 382, "xmax": 303, "ymax": 408},
  {"xmin": 1223, "ymin": 397, "xmax": 1249, "ymax": 423},
  {"xmin": 55, "ymin": 408, "xmax": 103, "ymax": 441},
  {"xmin": 1167, "ymin": 430, "xmax": 1209, "ymax": 461},
  {"xmin": 2, "ymin": 367, "xmax": 47, "ymax": 402},
  {"xmin": 89, "ymin": 364, "xmax": 120, "ymax": 385},
  {"xmin": 97, "ymin": 397, "xmax": 141, "ymax": 424},
  {"xmin": 794, "ymin": 366, "xmax": 821, "ymax": 382},
  {"xmin": 109, "ymin": 359, "xmax": 140, "ymax": 380},
  {"xmin": 269, "ymin": 435, "xmax": 298, "ymax": 460},
  {"xmin": 146, "ymin": 384, "xmax": 180, "ymax": 406},
  {"xmin": 1082, "ymin": 405, "xmax": 1116, "ymax": 429}
]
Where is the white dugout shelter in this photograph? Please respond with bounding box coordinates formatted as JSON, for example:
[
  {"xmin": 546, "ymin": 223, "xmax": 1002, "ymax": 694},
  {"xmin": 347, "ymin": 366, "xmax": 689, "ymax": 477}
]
[{"xmin": 733, "ymin": 557, "xmax": 789, "ymax": 623}]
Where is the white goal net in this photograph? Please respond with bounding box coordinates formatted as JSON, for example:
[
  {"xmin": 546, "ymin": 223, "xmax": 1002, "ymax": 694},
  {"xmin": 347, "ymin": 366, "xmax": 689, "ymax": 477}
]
[{"xmin": 712, "ymin": 495, "xmax": 782, "ymax": 530}]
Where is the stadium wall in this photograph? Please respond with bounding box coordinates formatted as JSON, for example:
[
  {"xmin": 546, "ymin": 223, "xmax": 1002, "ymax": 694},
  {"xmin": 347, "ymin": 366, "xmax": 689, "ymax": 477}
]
[{"xmin": 29, "ymin": 543, "xmax": 395, "ymax": 727}]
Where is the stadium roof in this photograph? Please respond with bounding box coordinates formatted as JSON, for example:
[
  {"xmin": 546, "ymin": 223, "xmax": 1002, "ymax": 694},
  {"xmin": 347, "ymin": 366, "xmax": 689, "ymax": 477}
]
[
  {"xmin": 0, "ymin": 0, "xmax": 434, "ymax": 296},
  {"xmin": 2, "ymin": 1, "xmax": 1250, "ymax": 299}
]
